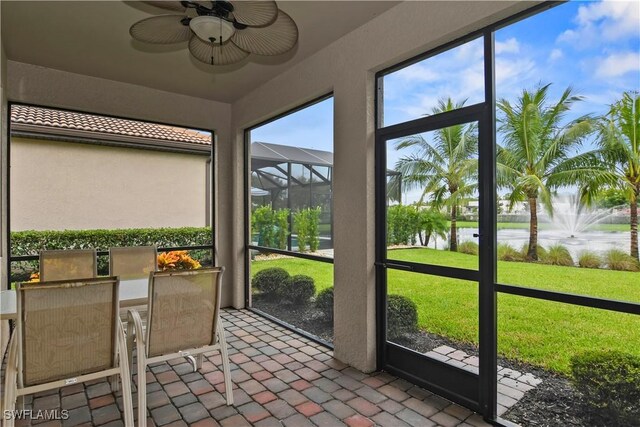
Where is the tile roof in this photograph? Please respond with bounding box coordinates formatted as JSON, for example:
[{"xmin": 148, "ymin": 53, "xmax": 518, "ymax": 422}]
[{"xmin": 10, "ymin": 105, "xmax": 212, "ymax": 145}]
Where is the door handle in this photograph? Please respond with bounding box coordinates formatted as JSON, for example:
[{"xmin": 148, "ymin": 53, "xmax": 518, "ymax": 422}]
[{"xmin": 375, "ymin": 262, "xmax": 414, "ymax": 271}]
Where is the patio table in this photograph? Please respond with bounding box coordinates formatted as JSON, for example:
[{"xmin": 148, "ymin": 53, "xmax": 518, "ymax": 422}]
[{"xmin": 0, "ymin": 278, "xmax": 148, "ymax": 320}]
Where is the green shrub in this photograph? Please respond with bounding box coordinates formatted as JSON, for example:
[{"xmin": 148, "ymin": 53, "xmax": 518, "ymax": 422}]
[
  {"xmin": 542, "ymin": 244, "xmax": 574, "ymax": 266},
  {"xmin": 498, "ymin": 243, "xmax": 523, "ymax": 261},
  {"xmin": 571, "ymin": 351, "xmax": 640, "ymax": 426},
  {"xmin": 307, "ymin": 208, "xmax": 321, "ymax": 252},
  {"xmin": 10, "ymin": 227, "xmax": 212, "ymax": 278},
  {"xmin": 252, "ymin": 206, "xmax": 289, "ymax": 250},
  {"xmin": 293, "ymin": 208, "xmax": 321, "ymax": 252},
  {"xmin": 458, "ymin": 241, "xmax": 479, "ymax": 255},
  {"xmin": 604, "ymin": 249, "xmax": 640, "ymax": 272},
  {"xmin": 284, "ymin": 275, "xmax": 316, "ymax": 305},
  {"xmin": 387, "ymin": 294, "xmax": 418, "ymax": 340},
  {"xmin": 252, "ymin": 267, "xmax": 290, "ymax": 299},
  {"xmin": 253, "ymin": 206, "xmax": 276, "ymax": 247},
  {"xmin": 416, "ymin": 209, "xmax": 448, "ymax": 247},
  {"xmin": 387, "ymin": 205, "xmax": 419, "ymax": 246},
  {"xmin": 578, "ymin": 251, "xmax": 602, "ymax": 269},
  {"xmin": 315, "ymin": 287, "xmax": 334, "ymax": 321},
  {"xmin": 275, "ymin": 209, "xmax": 290, "ymax": 250},
  {"xmin": 293, "ymin": 210, "xmax": 309, "ymax": 252}
]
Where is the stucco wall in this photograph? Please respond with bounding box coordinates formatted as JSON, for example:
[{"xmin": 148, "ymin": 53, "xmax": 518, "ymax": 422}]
[
  {"xmin": 10, "ymin": 137, "xmax": 209, "ymax": 230},
  {"xmin": 232, "ymin": 1, "xmax": 537, "ymax": 371}
]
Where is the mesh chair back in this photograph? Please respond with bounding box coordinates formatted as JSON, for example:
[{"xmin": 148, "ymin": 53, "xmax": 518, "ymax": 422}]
[
  {"xmin": 147, "ymin": 268, "xmax": 223, "ymax": 358},
  {"xmin": 40, "ymin": 249, "xmax": 97, "ymax": 281},
  {"xmin": 110, "ymin": 246, "xmax": 157, "ymax": 280},
  {"xmin": 18, "ymin": 277, "xmax": 119, "ymax": 387}
]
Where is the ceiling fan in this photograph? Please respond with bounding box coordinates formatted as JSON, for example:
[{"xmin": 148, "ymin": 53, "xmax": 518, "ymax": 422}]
[{"xmin": 130, "ymin": 1, "xmax": 298, "ymax": 66}]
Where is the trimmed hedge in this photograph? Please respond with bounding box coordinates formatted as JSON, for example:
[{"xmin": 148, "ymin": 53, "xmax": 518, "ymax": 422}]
[
  {"xmin": 11, "ymin": 227, "xmax": 212, "ymax": 255},
  {"xmin": 284, "ymin": 275, "xmax": 316, "ymax": 305},
  {"xmin": 10, "ymin": 227, "xmax": 212, "ymax": 279},
  {"xmin": 571, "ymin": 351, "xmax": 640, "ymax": 426},
  {"xmin": 387, "ymin": 294, "xmax": 418, "ymax": 340},
  {"xmin": 252, "ymin": 267, "xmax": 289, "ymax": 300},
  {"xmin": 316, "ymin": 287, "xmax": 334, "ymax": 321}
]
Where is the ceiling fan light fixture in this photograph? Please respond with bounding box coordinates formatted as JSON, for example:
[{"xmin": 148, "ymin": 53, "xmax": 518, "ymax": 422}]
[{"xmin": 189, "ymin": 15, "xmax": 234, "ymax": 43}]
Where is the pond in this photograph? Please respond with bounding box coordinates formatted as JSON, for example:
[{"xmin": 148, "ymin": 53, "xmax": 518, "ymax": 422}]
[{"xmin": 431, "ymin": 228, "xmax": 631, "ymax": 260}]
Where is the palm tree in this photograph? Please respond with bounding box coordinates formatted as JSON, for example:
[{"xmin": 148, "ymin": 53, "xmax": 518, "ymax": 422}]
[
  {"xmin": 497, "ymin": 83, "xmax": 592, "ymax": 260},
  {"xmin": 578, "ymin": 92, "xmax": 639, "ymax": 260},
  {"xmin": 393, "ymin": 98, "xmax": 478, "ymax": 251}
]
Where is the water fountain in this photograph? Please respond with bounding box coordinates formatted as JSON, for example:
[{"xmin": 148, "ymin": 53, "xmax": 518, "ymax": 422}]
[
  {"xmin": 423, "ymin": 193, "xmax": 630, "ymax": 260},
  {"xmin": 543, "ymin": 194, "xmax": 619, "ymax": 238}
]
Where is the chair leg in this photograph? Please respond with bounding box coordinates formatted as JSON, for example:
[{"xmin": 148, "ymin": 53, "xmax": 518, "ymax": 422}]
[
  {"xmin": 135, "ymin": 332, "xmax": 148, "ymax": 425},
  {"xmin": 3, "ymin": 334, "xmax": 18, "ymax": 427},
  {"xmin": 217, "ymin": 321, "xmax": 234, "ymax": 406},
  {"xmin": 110, "ymin": 351, "xmax": 120, "ymax": 393},
  {"xmin": 116, "ymin": 323, "xmax": 135, "ymax": 427},
  {"xmin": 196, "ymin": 353, "xmax": 204, "ymax": 370},
  {"xmin": 185, "ymin": 355, "xmax": 197, "ymax": 373},
  {"xmin": 126, "ymin": 319, "xmax": 135, "ymax": 370}
]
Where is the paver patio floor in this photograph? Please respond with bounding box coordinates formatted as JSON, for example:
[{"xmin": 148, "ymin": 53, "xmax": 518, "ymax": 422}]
[{"xmin": 2, "ymin": 309, "xmax": 491, "ymax": 427}]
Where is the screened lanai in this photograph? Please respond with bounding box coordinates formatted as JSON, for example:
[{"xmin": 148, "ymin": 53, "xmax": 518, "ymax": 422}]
[
  {"xmin": 4, "ymin": 1, "xmax": 637, "ymax": 426},
  {"xmin": 250, "ymin": 141, "xmax": 333, "ymax": 250}
]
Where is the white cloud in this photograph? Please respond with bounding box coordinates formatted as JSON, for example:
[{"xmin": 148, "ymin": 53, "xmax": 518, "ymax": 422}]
[
  {"xmin": 496, "ymin": 38, "xmax": 520, "ymax": 55},
  {"xmin": 595, "ymin": 52, "xmax": 640, "ymax": 77},
  {"xmin": 549, "ymin": 49, "xmax": 564, "ymax": 62},
  {"xmin": 495, "ymin": 57, "xmax": 537, "ymax": 86},
  {"xmin": 558, "ymin": 0, "xmax": 640, "ymax": 46},
  {"xmin": 395, "ymin": 64, "xmax": 440, "ymax": 83}
]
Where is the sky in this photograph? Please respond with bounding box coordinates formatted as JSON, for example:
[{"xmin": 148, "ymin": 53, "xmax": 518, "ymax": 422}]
[{"xmin": 250, "ymin": 1, "xmax": 640, "ymax": 203}]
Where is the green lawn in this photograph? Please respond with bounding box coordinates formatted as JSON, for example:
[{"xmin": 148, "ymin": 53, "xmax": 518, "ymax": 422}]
[
  {"xmin": 251, "ymin": 248, "xmax": 640, "ymax": 374},
  {"xmin": 457, "ymin": 220, "xmax": 631, "ymax": 232}
]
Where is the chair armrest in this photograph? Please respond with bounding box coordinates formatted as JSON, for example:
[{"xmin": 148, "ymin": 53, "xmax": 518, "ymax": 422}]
[{"xmin": 127, "ymin": 309, "xmax": 145, "ymax": 345}]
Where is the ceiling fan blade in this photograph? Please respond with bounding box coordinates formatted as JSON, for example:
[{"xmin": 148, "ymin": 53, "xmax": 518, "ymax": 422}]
[
  {"xmin": 142, "ymin": 1, "xmax": 186, "ymax": 12},
  {"xmin": 130, "ymin": 15, "xmax": 192, "ymax": 44},
  {"xmin": 230, "ymin": 1, "xmax": 278, "ymax": 26},
  {"xmin": 189, "ymin": 35, "xmax": 249, "ymax": 65},
  {"xmin": 231, "ymin": 10, "xmax": 298, "ymax": 56}
]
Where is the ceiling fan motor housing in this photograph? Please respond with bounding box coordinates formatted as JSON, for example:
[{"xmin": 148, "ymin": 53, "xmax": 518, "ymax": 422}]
[{"xmin": 189, "ymin": 15, "xmax": 235, "ymax": 43}]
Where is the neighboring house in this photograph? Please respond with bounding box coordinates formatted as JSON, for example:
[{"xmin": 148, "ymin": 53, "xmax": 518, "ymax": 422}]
[{"xmin": 9, "ymin": 105, "xmax": 212, "ymax": 231}]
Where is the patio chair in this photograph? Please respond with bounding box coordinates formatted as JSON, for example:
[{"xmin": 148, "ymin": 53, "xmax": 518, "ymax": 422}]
[
  {"xmin": 39, "ymin": 248, "xmax": 97, "ymax": 281},
  {"xmin": 109, "ymin": 246, "xmax": 157, "ymax": 280},
  {"xmin": 128, "ymin": 267, "xmax": 233, "ymax": 426},
  {"xmin": 110, "ymin": 245, "xmax": 157, "ymax": 327},
  {"xmin": 3, "ymin": 277, "xmax": 134, "ymax": 427}
]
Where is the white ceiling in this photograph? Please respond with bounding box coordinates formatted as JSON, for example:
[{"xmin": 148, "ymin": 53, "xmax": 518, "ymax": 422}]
[{"xmin": 2, "ymin": 1, "xmax": 399, "ymax": 103}]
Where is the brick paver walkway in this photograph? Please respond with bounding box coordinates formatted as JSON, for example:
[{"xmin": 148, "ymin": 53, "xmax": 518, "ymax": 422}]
[
  {"xmin": 428, "ymin": 345, "xmax": 542, "ymax": 416},
  {"xmin": 2, "ymin": 309, "xmax": 492, "ymax": 426}
]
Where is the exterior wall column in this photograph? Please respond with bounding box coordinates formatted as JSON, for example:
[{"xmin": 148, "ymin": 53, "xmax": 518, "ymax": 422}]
[
  {"xmin": 1, "ymin": 23, "xmax": 10, "ymax": 358},
  {"xmin": 333, "ymin": 72, "xmax": 377, "ymax": 372}
]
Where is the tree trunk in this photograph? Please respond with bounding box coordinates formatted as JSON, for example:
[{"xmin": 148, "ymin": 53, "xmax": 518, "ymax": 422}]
[
  {"xmin": 527, "ymin": 197, "xmax": 538, "ymax": 261},
  {"xmin": 450, "ymin": 204, "xmax": 458, "ymax": 252},
  {"xmin": 631, "ymin": 189, "xmax": 638, "ymax": 261}
]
